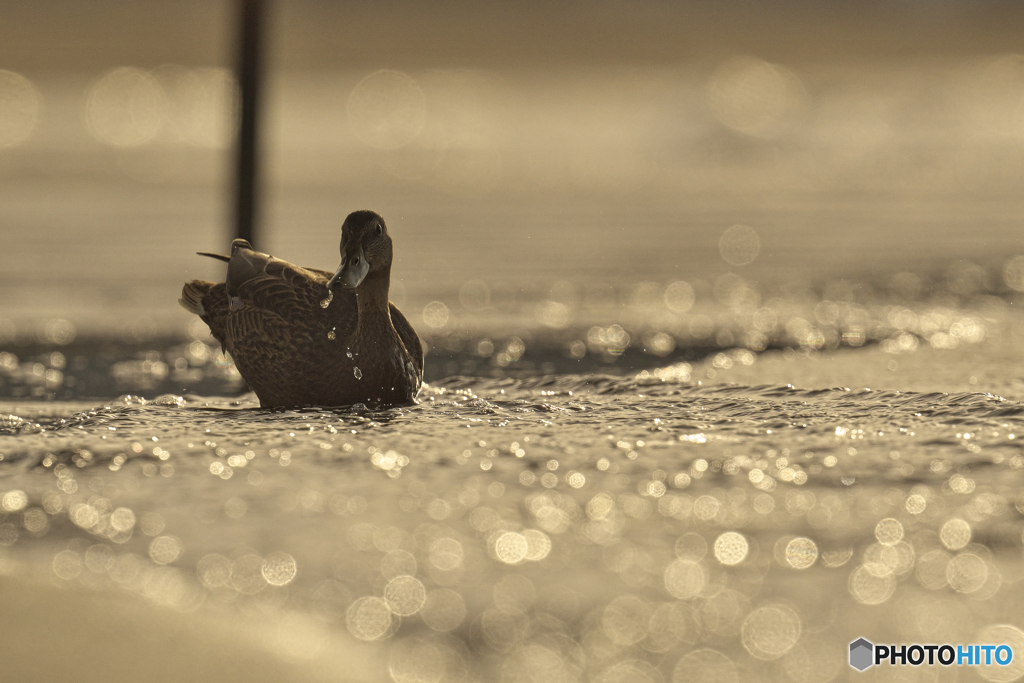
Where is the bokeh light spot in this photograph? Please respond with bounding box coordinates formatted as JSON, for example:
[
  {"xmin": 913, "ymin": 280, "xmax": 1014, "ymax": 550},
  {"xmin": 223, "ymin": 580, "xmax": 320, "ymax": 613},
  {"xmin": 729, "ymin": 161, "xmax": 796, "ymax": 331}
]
[
  {"xmin": 494, "ymin": 531, "xmax": 529, "ymax": 564},
  {"xmin": 109, "ymin": 507, "xmax": 136, "ymax": 532},
  {"xmin": 384, "ymin": 575, "xmax": 427, "ymax": 616},
  {"xmin": 148, "ymin": 535, "xmax": 182, "ymax": 565},
  {"xmin": 905, "ymin": 494, "xmax": 927, "ymax": 514},
  {"xmin": 603, "ymin": 595, "xmax": 651, "ymax": 646},
  {"xmin": 196, "ymin": 553, "xmax": 232, "ymax": 589},
  {"xmin": 493, "ymin": 574, "xmax": 536, "ymax": 615},
  {"xmin": 429, "ymin": 536, "xmax": 464, "ymax": 571},
  {"xmin": 522, "ymin": 528, "xmax": 552, "ymax": 561},
  {"xmin": 230, "ymin": 553, "xmax": 268, "ymax": 594},
  {"xmin": 85, "ymin": 67, "xmax": 165, "ymax": 146},
  {"xmin": 707, "ymin": 55, "xmax": 806, "ymax": 139},
  {"xmin": 664, "ymin": 558, "xmax": 708, "ymax": 599},
  {"xmin": 664, "ymin": 281, "xmax": 695, "ymax": 313},
  {"xmin": 1004, "ymin": 256, "xmax": 1024, "ymax": 292},
  {"xmin": 459, "ymin": 279, "xmax": 491, "ymax": 310},
  {"xmin": 388, "ymin": 638, "xmax": 447, "ymax": 683},
  {"xmin": 156, "ymin": 65, "xmax": 237, "ymax": 148},
  {"xmin": 874, "ymin": 518, "xmax": 904, "ymax": 545},
  {"xmin": 713, "ymin": 532, "xmax": 749, "ymax": 566},
  {"xmin": 1, "ymin": 490, "xmax": 28, "ymax": 512},
  {"xmin": 537, "ymin": 300, "xmax": 570, "ymax": 329},
  {"xmin": 52, "ymin": 549, "xmax": 82, "ymax": 580},
  {"xmin": 675, "ymin": 533, "xmax": 708, "ymax": 560},
  {"xmin": 422, "ymin": 588, "xmax": 467, "ymax": 632},
  {"xmin": 69, "ymin": 503, "xmax": 100, "ymax": 530},
  {"xmin": 601, "ymin": 660, "xmax": 663, "ymax": 683},
  {"xmin": 672, "ymin": 649, "xmax": 737, "ymax": 683},
  {"xmin": 741, "ymin": 604, "xmax": 802, "ymax": 660},
  {"xmin": 915, "ymin": 550, "xmax": 952, "ymax": 590},
  {"xmin": 940, "ymin": 518, "xmax": 972, "ymax": 550},
  {"xmin": 346, "ymin": 596, "xmax": 395, "ymax": 641},
  {"xmin": 848, "ymin": 564, "xmax": 896, "ymax": 605},
  {"xmin": 784, "ymin": 537, "xmax": 818, "ymax": 569},
  {"xmin": 781, "ymin": 638, "xmax": 843, "ymax": 683},
  {"xmin": 347, "ymin": 70, "xmax": 426, "ymax": 149},
  {"xmin": 423, "ymin": 301, "xmax": 450, "ymax": 329},
  {"xmin": 262, "ymin": 551, "xmax": 298, "ymax": 586},
  {"xmin": 976, "ymin": 625, "xmax": 1024, "ymax": 682},
  {"xmin": 719, "ymin": 225, "xmax": 761, "ymax": 266},
  {"xmin": 945, "ymin": 553, "xmax": 987, "ymax": 594},
  {"xmin": 0, "ymin": 70, "xmax": 41, "ymax": 147}
]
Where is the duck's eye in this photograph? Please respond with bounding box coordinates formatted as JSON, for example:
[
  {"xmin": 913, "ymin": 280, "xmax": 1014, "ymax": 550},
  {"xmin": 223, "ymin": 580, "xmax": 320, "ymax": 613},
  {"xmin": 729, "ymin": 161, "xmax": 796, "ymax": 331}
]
[{"xmin": 375, "ymin": 224, "xmax": 383, "ymax": 236}]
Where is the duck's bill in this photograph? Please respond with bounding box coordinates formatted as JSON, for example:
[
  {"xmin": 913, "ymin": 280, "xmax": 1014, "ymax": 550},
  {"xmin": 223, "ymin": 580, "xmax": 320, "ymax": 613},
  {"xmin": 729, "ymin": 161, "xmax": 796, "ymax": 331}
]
[{"xmin": 326, "ymin": 246, "xmax": 369, "ymax": 289}]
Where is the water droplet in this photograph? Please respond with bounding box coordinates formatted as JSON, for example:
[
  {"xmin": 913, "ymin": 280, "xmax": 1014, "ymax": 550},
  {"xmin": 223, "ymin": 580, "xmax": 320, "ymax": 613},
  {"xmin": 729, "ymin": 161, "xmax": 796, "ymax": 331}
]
[
  {"xmin": 327, "ymin": 330, "xmax": 336, "ymax": 340},
  {"xmin": 346, "ymin": 350, "xmax": 354, "ymax": 359},
  {"xmin": 354, "ymin": 367, "xmax": 362, "ymax": 380},
  {"xmin": 320, "ymin": 291, "xmax": 333, "ymax": 308}
]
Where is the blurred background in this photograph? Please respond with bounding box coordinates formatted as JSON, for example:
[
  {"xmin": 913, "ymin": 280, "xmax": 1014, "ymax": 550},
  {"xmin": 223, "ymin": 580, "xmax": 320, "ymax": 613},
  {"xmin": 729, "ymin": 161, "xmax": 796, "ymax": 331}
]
[{"xmin": 2, "ymin": 0, "xmax": 1024, "ymax": 347}]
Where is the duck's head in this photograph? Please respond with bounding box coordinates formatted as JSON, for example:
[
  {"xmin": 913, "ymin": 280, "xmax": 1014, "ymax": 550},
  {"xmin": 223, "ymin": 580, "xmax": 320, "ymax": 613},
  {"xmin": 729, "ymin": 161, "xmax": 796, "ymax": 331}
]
[{"xmin": 327, "ymin": 210, "xmax": 392, "ymax": 290}]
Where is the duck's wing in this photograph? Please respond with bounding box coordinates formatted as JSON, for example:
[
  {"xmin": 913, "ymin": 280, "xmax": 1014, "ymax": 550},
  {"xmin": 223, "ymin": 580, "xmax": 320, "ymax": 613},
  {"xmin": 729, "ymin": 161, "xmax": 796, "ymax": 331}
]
[
  {"xmin": 389, "ymin": 303, "xmax": 424, "ymax": 377},
  {"xmin": 179, "ymin": 280, "xmax": 231, "ymax": 348},
  {"xmin": 179, "ymin": 241, "xmax": 264, "ymax": 348},
  {"xmin": 182, "ymin": 241, "xmax": 337, "ymax": 348},
  {"xmin": 224, "ymin": 241, "xmax": 325, "ymax": 309}
]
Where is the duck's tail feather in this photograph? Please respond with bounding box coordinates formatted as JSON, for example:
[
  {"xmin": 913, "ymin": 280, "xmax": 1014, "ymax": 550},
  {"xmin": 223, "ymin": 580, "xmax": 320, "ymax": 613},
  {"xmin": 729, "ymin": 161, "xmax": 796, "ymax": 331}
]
[
  {"xmin": 197, "ymin": 240, "xmax": 253, "ymax": 263},
  {"xmin": 197, "ymin": 252, "xmax": 231, "ymax": 263},
  {"xmin": 179, "ymin": 280, "xmax": 214, "ymax": 315}
]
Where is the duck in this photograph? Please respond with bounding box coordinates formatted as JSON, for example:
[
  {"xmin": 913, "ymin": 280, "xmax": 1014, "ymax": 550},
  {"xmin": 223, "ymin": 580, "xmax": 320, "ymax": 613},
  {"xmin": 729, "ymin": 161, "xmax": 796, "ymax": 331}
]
[{"xmin": 179, "ymin": 210, "xmax": 423, "ymax": 409}]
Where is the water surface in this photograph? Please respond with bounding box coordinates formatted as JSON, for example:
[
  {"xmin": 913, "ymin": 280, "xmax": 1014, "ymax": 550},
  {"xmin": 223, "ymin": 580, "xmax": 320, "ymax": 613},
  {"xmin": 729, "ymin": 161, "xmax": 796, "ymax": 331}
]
[{"xmin": 3, "ymin": 266, "xmax": 1024, "ymax": 682}]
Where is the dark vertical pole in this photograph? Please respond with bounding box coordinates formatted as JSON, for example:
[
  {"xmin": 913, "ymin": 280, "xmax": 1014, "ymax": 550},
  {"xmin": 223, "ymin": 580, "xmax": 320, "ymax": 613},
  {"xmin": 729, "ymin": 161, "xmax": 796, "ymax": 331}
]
[{"xmin": 235, "ymin": 0, "xmax": 263, "ymax": 247}]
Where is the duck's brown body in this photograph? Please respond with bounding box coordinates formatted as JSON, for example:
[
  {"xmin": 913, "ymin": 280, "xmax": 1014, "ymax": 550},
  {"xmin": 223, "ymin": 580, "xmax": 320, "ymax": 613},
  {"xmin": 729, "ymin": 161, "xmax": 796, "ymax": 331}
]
[{"xmin": 179, "ymin": 211, "xmax": 423, "ymax": 408}]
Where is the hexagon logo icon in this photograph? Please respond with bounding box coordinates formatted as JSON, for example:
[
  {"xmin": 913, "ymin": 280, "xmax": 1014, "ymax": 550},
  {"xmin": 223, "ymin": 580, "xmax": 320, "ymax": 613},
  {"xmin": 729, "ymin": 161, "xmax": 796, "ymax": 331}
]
[{"xmin": 850, "ymin": 638, "xmax": 874, "ymax": 671}]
